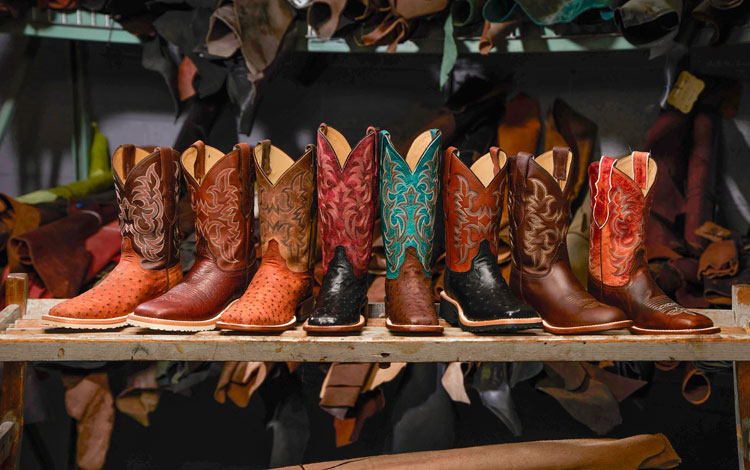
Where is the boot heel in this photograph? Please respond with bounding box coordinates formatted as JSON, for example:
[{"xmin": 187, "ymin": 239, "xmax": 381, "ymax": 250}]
[
  {"xmin": 439, "ymin": 294, "xmax": 459, "ymax": 327},
  {"xmin": 296, "ymin": 296, "xmax": 315, "ymax": 323}
]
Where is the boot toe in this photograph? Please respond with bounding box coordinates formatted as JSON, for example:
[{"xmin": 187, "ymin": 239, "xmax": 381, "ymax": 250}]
[{"xmin": 133, "ymin": 300, "xmax": 181, "ymax": 321}]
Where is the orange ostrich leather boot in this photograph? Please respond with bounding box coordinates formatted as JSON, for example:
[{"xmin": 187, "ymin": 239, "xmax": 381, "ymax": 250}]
[
  {"xmin": 128, "ymin": 141, "xmax": 258, "ymax": 331},
  {"xmin": 43, "ymin": 145, "xmax": 182, "ymax": 329},
  {"xmin": 217, "ymin": 140, "xmax": 316, "ymax": 332},
  {"xmin": 588, "ymin": 152, "xmax": 719, "ymax": 335}
]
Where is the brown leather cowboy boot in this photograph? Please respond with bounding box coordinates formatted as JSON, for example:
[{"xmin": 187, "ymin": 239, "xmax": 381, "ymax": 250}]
[
  {"xmin": 304, "ymin": 124, "xmax": 378, "ymax": 333},
  {"xmin": 508, "ymin": 147, "xmax": 631, "ymax": 335},
  {"xmin": 43, "ymin": 146, "xmax": 182, "ymax": 329},
  {"xmin": 129, "ymin": 141, "xmax": 258, "ymax": 331},
  {"xmin": 440, "ymin": 146, "xmax": 541, "ymax": 332},
  {"xmin": 588, "ymin": 152, "xmax": 719, "ymax": 335},
  {"xmin": 217, "ymin": 140, "xmax": 316, "ymax": 332},
  {"xmin": 380, "ymin": 129, "xmax": 443, "ymax": 334}
]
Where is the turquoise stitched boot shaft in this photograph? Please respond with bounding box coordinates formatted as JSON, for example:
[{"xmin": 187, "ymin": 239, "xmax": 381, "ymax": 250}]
[{"xmin": 378, "ymin": 129, "xmax": 443, "ymax": 334}]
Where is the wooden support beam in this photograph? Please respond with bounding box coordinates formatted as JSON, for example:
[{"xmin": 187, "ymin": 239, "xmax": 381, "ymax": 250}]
[{"xmin": 1, "ymin": 273, "xmax": 27, "ymax": 470}]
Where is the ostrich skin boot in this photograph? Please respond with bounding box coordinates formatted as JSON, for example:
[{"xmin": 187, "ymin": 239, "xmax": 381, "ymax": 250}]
[
  {"xmin": 380, "ymin": 129, "xmax": 442, "ymax": 334},
  {"xmin": 304, "ymin": 124, "xmax": 378, "ymax": 333},
  {"xmin": 588, "ymin": 152, "xmax": 719, "ymax": 335},
  {"xmin": 129, "ymin": 141, "xmax": 258, "ymax": 331},
  {"xmin": 440, "ymin": 146, "xmax": 541, "ymax": 332},
  {"xmin": 508, "ymin": 147, "xmax": 631, "ymax": 335},
  {"xmin": 43, "ymin": 145, "xmax": 182, "ymax": 329},
  {"xmin": 217, "ymin": 140, "xmax": 316, "ymax": 332}
]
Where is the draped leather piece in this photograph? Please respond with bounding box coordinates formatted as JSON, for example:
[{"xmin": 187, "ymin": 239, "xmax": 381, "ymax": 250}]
[
  {"xmin": 217, "ymin": 141, "xmax": 316, "ymax": 331},
  {"xmin": 508, "ymin": 148, "xmax": 630, "ymax": 334},
  {"xmin": 44, "ymin": 146, "xmax": 183, "ymax": 329},
  {"xmin": 588, "ymin": 154, "xmax": 719, "ymax": 335},
  {"xmin": 379, "ymin": 130, "xmax": 442, "ymax": 333},
  {"xmin": 441, "ymin": 146, "xmax": 539, "ymax": 331},
  {"xmin": 130, "ymin": 142, "xmax": 258, "ymax": 330}
]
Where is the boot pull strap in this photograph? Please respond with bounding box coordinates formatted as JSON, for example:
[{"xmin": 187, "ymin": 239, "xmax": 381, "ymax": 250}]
[
  {"xmin": 632, "ymin": 151, "xmax": 650, "ymax": 190},
  {"xmin": 445, "ymin": 147, "xmax": 458, "ymax": 179},
  {"xmin": 319, "ymin": 123, "xmax": 328, "ymax": 135},
  {"xmin": 259, "ymin": 139, "xmax": 272, "ymax": 175},
  {"xmin": 592, "ymin": 156, "xmax": 616, "ymax": 229},
  {"xmin": 489, "ymin": 147, "xmax": 502, "ymax": 176},
  {"xmin": 235, "ymin": 142, "xmax": 253, "ymax": 201},
  {"xmin": 192, "ymin": 140, "xmax": 206, "ymax": 181},
  {"xmin": 121, "ymin": 144, "xmax": 136, "ymax": 178},
  {"xmin": 552, "ymin": 146, "xmax": 569, "ymax": 182},
  {"xmin": 305, "ymin": 144, "xmax": 317, "ymax": 269}
]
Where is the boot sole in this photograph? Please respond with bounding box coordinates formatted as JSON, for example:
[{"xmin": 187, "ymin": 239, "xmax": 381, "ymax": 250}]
[
  {"xmin": 126, "ymin": 310, "xmax": 226, "ymax": 332},
  {"xmin": 630, "ymin": 325, "xmax": 721, "ymax": 335},
  {"xmin": 439, "ymin": 292, "xmax": 542, "ymax": 333},
  {"xmin": 303, "ymin": 298, "xmax": 368, "ymax": 333},
  {"xmin": 41, "ymin": 314, "xmax": 129, "ymax": 330},
  {"xmin": 542, "ymin": 319, "xmax": 633, "ymax": 335},
  {"xmin": 385, "ymin": 318, "xmax": 443, "ymax": 334},
  {"xmin": 216, "ymin": 296, "xmax": 314, "ymax": 333}
]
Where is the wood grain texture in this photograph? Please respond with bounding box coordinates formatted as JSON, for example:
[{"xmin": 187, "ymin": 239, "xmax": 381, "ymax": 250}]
[
  {"xmin": 736, "ymin": 362, "xmax": 750, "ymax": 469},
  {"xmin": 1, "ymin": 273, "xmax": 27, "ymax": 470},
  {"xmin": 734, "ymin": 285, "xmax": 750, "ymax": 334}
]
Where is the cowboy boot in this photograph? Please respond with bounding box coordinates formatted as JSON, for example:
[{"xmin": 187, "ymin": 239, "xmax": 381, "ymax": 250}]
[
  {"xmin": 304, "ymin": 124, "xmax": 378, "ymax": 333},
  {"xmin": 129, "ymin": 141, "xmax": 258, "ymax": 331},
  {"xmin": 508, "ymin": 147, "xmax": 631, "ymax": 335},
  {"xmin": 42, "ymin": 146, "xmax": 182, "ymax": 329},
  {"xmin": 380, "ymin": 129, "xmax": 442, "ymax": 334},
  {"xmin": 216, "ymin": 140, "xmax": 316, "ymax": 332},
  {"xmin": 440, "ymin": 146, "xmax": 540, "ymax": 332},
  {"xmin": 588, "ymin": 152, "xmax": 719, "ymax": 335}
]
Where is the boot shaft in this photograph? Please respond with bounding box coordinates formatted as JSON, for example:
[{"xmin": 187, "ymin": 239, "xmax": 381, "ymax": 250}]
[
  {"xmin": 316, "ymin": 124, "xmax": 378, "ymax": 278},
  {"xmin": 379, "ymin": 129, "xmax": 441, "ymax": 279},
  {"xmin": 254, "ymin": 140, "xmax": 316, "ymax": 273},
  {"xmin": 181, "ymin": 141, "xmax": 256, "ymax": 272},
  {"xmin": 443, "ymin": 146, "xmax": 506, "ymax": 272},
  {"xmin": 112, "ymin": 145, "xmax": 180, "ymax": 270},
  {"xmin": 589, "ymin": 151, "xmax": 656, "ymax": 287},
  {"xmin": 508, "ymin": 147, "xmax": 573, "ymax": 276}
]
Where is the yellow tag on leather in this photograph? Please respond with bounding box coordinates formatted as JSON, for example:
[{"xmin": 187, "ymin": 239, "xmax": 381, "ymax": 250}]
[{"xmin": 668, "ymin": 71, "xmax": 705, "ymax": 114}]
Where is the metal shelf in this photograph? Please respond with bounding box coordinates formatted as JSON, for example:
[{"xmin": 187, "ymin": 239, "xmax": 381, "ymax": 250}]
[
  {"xmin": 0, "ymin": 8, "xmax": 139, "ymax": 44},
  {"xmin": 2, "ymin": 9, "xmax": 749, "ymax": 53}
]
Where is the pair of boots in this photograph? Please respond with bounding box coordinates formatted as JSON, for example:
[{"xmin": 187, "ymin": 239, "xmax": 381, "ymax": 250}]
[
  {"xmin": 507, "ymin": 147, "xmax": 718, "ymax": 335},
  {"xmin": 44, "ymin": 141, "xmax": 318, "ymax": 332}
]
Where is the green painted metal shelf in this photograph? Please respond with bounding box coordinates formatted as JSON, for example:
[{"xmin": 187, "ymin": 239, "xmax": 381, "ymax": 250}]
[
  {"xmin": 1, "ymin": 8, "xmax": 749, "ymax": 53},
  {"xmin": 0, "ymin": 8, "xmax": 140, "ymax": 44}
]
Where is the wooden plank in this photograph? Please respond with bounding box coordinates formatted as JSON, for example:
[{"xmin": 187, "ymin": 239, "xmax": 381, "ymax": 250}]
[
  {"xmin": 0, "ymin": 307, "xmax": 20, "ymax": 336},
  {"xmin": 0, "ymin": 299, "xmax": 743, "ymax": 362},
  {"xmin": 0, "ymin": 325, "xmax": 746, "ymax": 362},
  {"xmin": 734, "ymin": 285, "xmax": 750, "ymax": 333},
  {"xmin": 736, "ymin": 362, "xmax": 750, "ymax": 470},
  {"xmin": 0, "ymin": 420, "xmax": 16, "ymax": 465},
  {"xmin": 2, "ymin": 275, "xmax": 26, "ymax": 318},
  {"xmin": 1, "ymin": 273, "xmax": 26, "ymax": 470}
]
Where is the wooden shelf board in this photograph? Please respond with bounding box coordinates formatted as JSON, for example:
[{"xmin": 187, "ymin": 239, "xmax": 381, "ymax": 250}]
[{"xmin": 0, "ymin": 300, "xmax": 744, "ymax": 363}]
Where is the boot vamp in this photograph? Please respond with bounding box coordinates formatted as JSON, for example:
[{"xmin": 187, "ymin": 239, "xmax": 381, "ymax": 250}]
[
  {"xmin": 385, "ymin": 250, "xmax": 438, "ymax": 326},
  {"xmin": 134, "ymin": 254, "xmax": 255, "ymax": 322},
  {"xmin": 446, "ymin": 243, "xmax": 536, "ymax": 321},
  {"xmin": 220, "ymin": 252, "xmax": 311, "ymax": 326},
  {"xmin": 520, "ymin": 261, "xmax": 628, "ymax": 328},
  {"xmin": 309, "ymin": 246, "xmax": 367, "ymax": 326},
  {"xmin": 49, "ymin": 250, "xmax": 182, "ymax": 320},
  {"xmin": 613, "ymin": 266, "xmax": 716, "ymax": 331}
]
